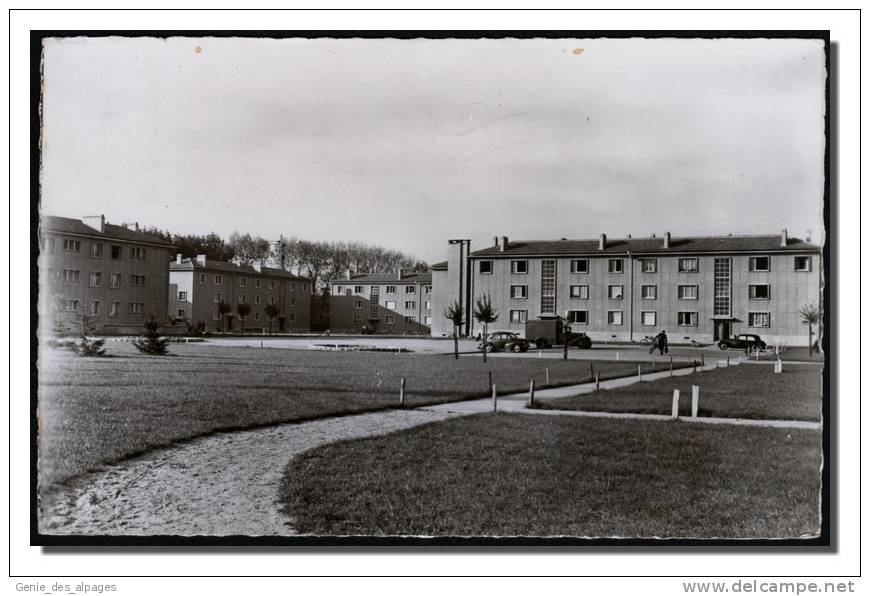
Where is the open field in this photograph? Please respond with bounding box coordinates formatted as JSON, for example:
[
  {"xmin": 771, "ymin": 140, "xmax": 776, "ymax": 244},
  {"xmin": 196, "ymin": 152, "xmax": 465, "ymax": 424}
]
[
  {"xmin": 38, "ymin": 342, "xmax": 675, "ymax": 487},
  {"xmin": 533, "ymin": 363, "xmax": 823, "ymax": 421},
  {"xmin": 280, "ymin": 413, "xmax": 822, "ymax": 538}
]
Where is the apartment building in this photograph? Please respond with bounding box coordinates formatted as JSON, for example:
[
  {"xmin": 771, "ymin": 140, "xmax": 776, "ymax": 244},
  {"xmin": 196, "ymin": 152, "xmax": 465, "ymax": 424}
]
[
  {"xmin": 169, "ymin": 256, "xmax": 311, "ymax": 333},
  {"xmin": 430, "ymin": 231, "xmax": 822, "ymax": 346},
  {"xmin": 328, "ymin": 271, "xmax": 432, "ymax": 334},
  {"xmin": 39, "ymin": 214, "xmax": 174, "ymax": 335}
]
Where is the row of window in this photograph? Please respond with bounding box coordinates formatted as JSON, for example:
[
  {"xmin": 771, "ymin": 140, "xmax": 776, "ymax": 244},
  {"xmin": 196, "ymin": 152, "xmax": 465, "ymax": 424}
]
[
  {"xmin": 350, "ymin": 314, "xmax": 431, "ymax": 325},
  {"xmin": 507, "ymin": 309, "xmax": 771, "ymax": 328},
  {"xmin": 337, "ymin": 284, "xmax": 432, "ymax": 295},
  {"xmin": 480, "ymin": 256, "xmax": 812, "ymax": 274},
  {"xmin": 49, "ymin": 238, "xmax": 149, "ymax": 261},
  {"xmin": 353, "ymin": 299, "xmax": 431, "ymax": 310},
  {"xmin": 211, "ymin": 292, "xmax": 294, "ymax": 306},
  {"xmin": 209, "ymin": 308, "xmax": 297, "ymax": 322},
  {"xmin": 61, "ymin": 270, "xmax": 146, "ymax": 288},
  {"xmin": 508, "ymin": 284, "xmax": 771, "ymax": 300},
  {"xmin": 62, "ymin": 299, "xmax": 145, "ymax": 316}
]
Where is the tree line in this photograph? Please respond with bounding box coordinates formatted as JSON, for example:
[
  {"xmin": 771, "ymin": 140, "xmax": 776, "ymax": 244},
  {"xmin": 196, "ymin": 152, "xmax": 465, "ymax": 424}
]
[{"xmin": 141, "ymin": 227, "xmax": 428, "ymax": 293}]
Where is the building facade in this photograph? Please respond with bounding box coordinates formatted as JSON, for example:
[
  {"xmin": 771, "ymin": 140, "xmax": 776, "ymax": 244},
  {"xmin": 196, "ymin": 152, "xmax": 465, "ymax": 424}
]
[
  {"xmin": 430, "ymin": 231, "xmax": 822, "ymax": 346},
  {"xmin": 39, "ymin": 214, "xmax": 175, "ymax": 335},
  {"xmin": 169, "ymin": 256, "xmax": 311, "ymax": 333},
  {"xmin": 328, "ymin": 271, "xmax": 432, "ymax": 334}
]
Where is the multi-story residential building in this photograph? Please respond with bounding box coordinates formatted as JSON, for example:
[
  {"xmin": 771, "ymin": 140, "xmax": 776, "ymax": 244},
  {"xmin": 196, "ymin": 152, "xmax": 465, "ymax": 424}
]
[
  {"xmin": 431, "ymin": 231, "xmax": 822, "ymax": 346},
  {"xmin": 39, "ymin": 214, "xmax": 174, "ymax": 334},
  {"xmin": 169, "ymin": 255, "xmax": 311, "ymax": 333},
  {"xmin": 328, "ymin": 271, "xmax": 432, "ymax": 334}
]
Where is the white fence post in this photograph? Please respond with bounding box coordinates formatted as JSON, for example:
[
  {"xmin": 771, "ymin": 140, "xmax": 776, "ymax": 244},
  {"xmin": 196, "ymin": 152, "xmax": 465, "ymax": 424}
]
[
  {"xmin": 492, "ymin": 383, "xmax": 498, "ymax": 412},
  {"xmin": 400, "ymin": 377, "xmax": 406, "ymax": 407},
  {"xmin": 672, "ymin": 389, "xmax": 680, "ymax": 419},
  {"xmin": 528, "ymin": 379, "xmax": 535, "ymax": 407},
  {"xmin": 691, "ymin": 385, "xmax": 700, "ymax": 418}
]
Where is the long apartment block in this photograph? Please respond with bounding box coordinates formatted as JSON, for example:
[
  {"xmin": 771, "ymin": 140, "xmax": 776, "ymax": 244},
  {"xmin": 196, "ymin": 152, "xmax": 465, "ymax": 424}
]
[
  {"xmin": 329, "ymin": 271, "xmax": 432, "ymax": 334},
  {"xmin": 430, "ymin": 231, "xmax": 822, "ymax": 346}
]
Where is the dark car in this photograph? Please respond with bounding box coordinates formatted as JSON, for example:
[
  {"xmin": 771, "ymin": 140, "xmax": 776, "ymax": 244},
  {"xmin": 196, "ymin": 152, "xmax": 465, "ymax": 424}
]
[
  {"xmin": 718, "ymin": 333, "xmax": 767, "ymax": 351},
  {"xmin": 479, "ymin": 331, "xmax": 530, "ymax": 353},
  {"xmin": 569, "ymin": 331, "xmax": 593, "ymax": 349}
]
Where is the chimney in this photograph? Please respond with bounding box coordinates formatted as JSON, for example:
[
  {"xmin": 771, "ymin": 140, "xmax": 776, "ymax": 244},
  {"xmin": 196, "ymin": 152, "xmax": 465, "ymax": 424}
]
[
  {"xmin": 493, "ymin": 236, "xmax": 499, "ymax": 248},
  {"xmin": 345, "ymin": 270, "xmax": 351, "ymax": 280},
  {"xmin": 134, "ymin": 222, "xmax": 140, "ymax": 232},
  {"xmin": 397, "ymin": 269, "xmax": 403, "ymax": 280},
  {"xmin": 599, "ymin": 233, "xmax": 607, "ymax": 250},
  {"xmin": 781, "ymin": 228, "xmax": 788, "ymax": 248},
  {"xmin": 253, "ymin": 262, "xmax": 262, "ymax": 273},
  {"xmin": 663, "ymin": 232, "xmax": 671, "ymax": 249},
  {"xmin": 196, "ymin": 254, "xmax": 206, "ymax": 267},
  {"xmin": 82, "ymin": 214, "xmax": 105, "ymax": 233},
  {"xmin": 175, "ymin": 253, "xmax": 183, "ymax": 264},
  {"xmin": 500, "ymin": 236, "xmax": 509, "ymax": 252}
]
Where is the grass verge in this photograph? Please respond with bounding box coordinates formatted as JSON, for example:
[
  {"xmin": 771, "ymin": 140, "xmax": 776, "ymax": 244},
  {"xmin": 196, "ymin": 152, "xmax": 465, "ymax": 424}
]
[{"xmin": 280, "ymin": 413, "xmax": 822, "ymax": 538}]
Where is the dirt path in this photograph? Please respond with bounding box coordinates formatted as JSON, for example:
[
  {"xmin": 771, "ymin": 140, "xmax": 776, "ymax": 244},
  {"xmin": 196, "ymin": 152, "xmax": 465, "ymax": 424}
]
[{"xmin": 39, "ymin": 409, "xmax": 462, "ymax": 536}]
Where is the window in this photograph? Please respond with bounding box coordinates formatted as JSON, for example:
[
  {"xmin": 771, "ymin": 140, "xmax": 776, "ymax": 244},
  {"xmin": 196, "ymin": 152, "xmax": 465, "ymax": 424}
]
[
  {"xmin": 62, "ymin": 300, "xmax": 80, "ymax": 311},
  {"xmin": 608, "ymin": 259, "xmax": 623, "ymax": 274},
  {"xmin": 385, "ymin": 300, "xmax": 396, "ymax": 310},
  {"xmin": 608, "ymin": 311, "xmax": 623, "ymax": 326},
  {"xmin": 386, "ymin": 285, "xmax": 396, "ymax": 294},
  {"xmin": 214, "ymin": 275, "xmax": 223, "ymax": 285},
  {"xmin": 568, "ymin": 310, "xmax": 588, "ymax": 324},
  {"xmin": 640, "ymin": 258, "xmax": 657, "ymax": 273},
  {"xmin": 749, "ymin": 256, "xmax": 770, "ymax": 272},
  {"xmin": 569, "ymin": 285, "xmax": 588, "ymax": 299},
  {"xmin": 111, "ymin": 245, "xmax": 121, "ymax": 259},
  {"xmin": 89, "ymin": 243, "xmax": 103, "ymax": 258},
  {"xmin": 129, "ymin": 302, "xmax": 145, "ymax": 314},
  {"xmin": 199, "ymin": 273, "xmax": 206, "ymax": 284},
  {"xmin": 794, "ymin": 256, "xmax": 811, "ymax": 271},
  {"xmin": 510, "ymin": 310, "xmax": 527, "ymax": 323},
  {"xmin": 511, "ymin": 285, "xmax": 528, "ymax": 299},
  {"xmin": 749, "ymin": 284, "xmax": 770, "ymax": 300},
  {"xmin": 289, "ymin": 297, "xmax": 296, "ymax": 307},
  {"xmin": 677, "ymin": 312, "xmax": 698, "ymax": 326},
  {"xmin": 130, "ymin": 247, "xmax": 146, "ymax": 260},
  {"xmin": 608, "ymin": 285, "xmax": 624, "ymax": 300},
  {"xmin": 354, "ymin": 285, "xmax": 365, "ymax": 294},
  {"xmin": 88, "ymin": 272, "xmax": 102, "ymax": 287},
  {"xmin": 239, "ymin": 295, "xmax": 247, "ymax": 304},
  {"xmin": 288, "ymin": 313, "xmax": 296, "ymax": 322},
  {"xmin": 540, "ymin": 259, "xmax": 556, "ymax": 315},
  {"xmin": 749, "ymin": 312, "xmax": 770, "ymax": 327},
  {"xmin": 511, "ymin": 260, "xmax": 528, "ymax": 274},
  {"xmin": 290, "ymin": 281, "xmax": 296, "ymax": 291},
  {"xmin": 110, "ymin": 273, "xmax": 121, "ymax": 288},
  {"xmin": 570, "ymin": 259, "xmax": 589, "ymax": 274},
  {"xmin": 177, "ymin": 309, "xmax": 186, "ymax": 318},
  {"xmin": 353, "ymin": 315, "xmax": 363, "ymax": 324},
  {"xmin": 405, "ymin": 301, "xmax": 416, "ymax": 310},
  {"xmin": 713, "ymin": 258, "xmax": 732, "ymax": 316},
  {"xmin": 109, "ymin": 302, "xmax": 120, "ymax": 317},
  {"xmin": 335, "ymin": 285, "xmax": 344, "ymax": 295},
  {"xmin": 268, "ymin": 296, "xmax": 276, "ymax": 305},
  {"xmin": 255, "ymin": 312, "xmax": 261, "ymax": 321},
  {"xmin": 354, "ymin": 299, "xmax": 364, "ymax": 309},
  {"xmin": 89, "ymin": 301, "xmax": 100, "ymax": 315},
  {"xmin": 240, "ymin": 277, "xmax": 247, "ymax": 287},
  {"xmin": 424, "ymin": 300, "xmax": 431, "ymax": 310},
  {"xmin": 641, "ymin": 285, "xmax": 657, "ymax": 300},
  {"xmin": 255, "ymin": 279, "xmax": 261, "ymax": 288},
  {"xmin": 254, "ymin": 295, "xmax": 261, "ymax": 305},
  {"xmin": 62, "ymin": 269, "xmax": 80, "ymax": 282},
  {"xmin": 178, "ymin": 291, "xmax": 187, "ymax": 301},
  {"xmin": 405, "ymin": 286, "xmax": 416, "ymax": 294},
  {"xmin": 425, "ymin": 315, "xmax": 432, "ymax": 325},
  {"xmin": 479, "ymin": 260, "xmax": 493, "ymax": 274},
  {"xmin": 678, "ymin": 285, "xmax": 698, "ymax": 300},
  {"xmin": 386, "ymin": 315, "xmax": 395, "ymax": 324},
  {"xmin": 641, "ymin": 311, "xmax": 656, "ymax": 326},
  {"xmin": 63, "ymin": 239, "xmax": 81, "ymax": 252},
  {"xmin": 424, "ymin": 285, "xmax": 432, "ymax": 294},
  {"xmin": 678, "ymin": 258, "xmax": 699, "ymax": 272},
  {"xmin": 269, "ymin": 280, "xmax": 276, "ymax": 289},
  {"xmin": 404, "ymin": 315, "xmax": 417, "ymax": 324},
  {"xmin": 214, "ymin": 292, "xmax": 223, "ymax": 303},
  {"xmin": 131, "ymin": 275, "xmax": 146, "ymax": 287}
]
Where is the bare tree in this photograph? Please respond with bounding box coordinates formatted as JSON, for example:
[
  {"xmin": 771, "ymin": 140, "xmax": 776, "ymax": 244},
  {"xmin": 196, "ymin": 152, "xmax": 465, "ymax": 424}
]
[
  {"xmin": 264, "ymin": 303, "xmax": 280, "ymax": 334},
  {"xmin": 236, "ymin": 302, "xmax": 252, "ymax": 334},
  {"xmin": 473, "ymin": 294, "xmax": 499, "ymax": 363},
  {"xmin": 216, "ymin": 300, "xmax": 233, "ymax": 333},
  {"xmin": 444, "ymin": 301, "xmax": 465, "ymax": 360}
]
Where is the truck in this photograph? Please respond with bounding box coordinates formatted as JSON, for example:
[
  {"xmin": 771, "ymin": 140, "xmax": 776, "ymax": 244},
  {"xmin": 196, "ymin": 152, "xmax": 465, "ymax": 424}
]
[{"xmin": 524, "ymin": 318, "xmax": 592, "ymax": 350}]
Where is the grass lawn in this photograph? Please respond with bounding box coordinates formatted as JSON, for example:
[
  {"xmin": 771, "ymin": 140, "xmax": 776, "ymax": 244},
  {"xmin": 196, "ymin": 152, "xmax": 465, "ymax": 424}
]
[
  {"xmin": 38, "ymin": 341, "xmax": 666, "ymax": 487},
  {"xmin": 533, "ymin": 362, "xmax": 822, "ymax": 422},
  {"xmin": 280, "ymin": 413, "xmax": 822, "ymax": 538}
]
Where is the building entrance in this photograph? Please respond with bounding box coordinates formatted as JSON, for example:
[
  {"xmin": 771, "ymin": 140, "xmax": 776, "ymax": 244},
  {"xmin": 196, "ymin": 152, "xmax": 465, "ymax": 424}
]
[{"xmin": 713, "ymin": 319, "xmax": 731, "ymax": 341}]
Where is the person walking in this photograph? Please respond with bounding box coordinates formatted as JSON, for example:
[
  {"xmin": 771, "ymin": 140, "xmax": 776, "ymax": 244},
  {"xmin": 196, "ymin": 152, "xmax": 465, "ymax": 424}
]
[{"xmin": 655, "ymin": 330, "xmax": 669, "ymax": 355}]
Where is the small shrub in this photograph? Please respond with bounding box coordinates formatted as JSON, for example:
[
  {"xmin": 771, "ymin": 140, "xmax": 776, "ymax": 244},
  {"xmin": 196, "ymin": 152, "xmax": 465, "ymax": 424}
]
[{"xmin": 133, "ymin": 317, "xmax": 170, "ymax": 356}]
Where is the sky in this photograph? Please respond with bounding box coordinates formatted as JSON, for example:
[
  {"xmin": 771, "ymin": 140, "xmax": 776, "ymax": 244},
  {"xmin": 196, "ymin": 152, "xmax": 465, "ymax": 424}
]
[{"xmin": 40, "ymin": 36, "xmax": 826, "ymax": 264}]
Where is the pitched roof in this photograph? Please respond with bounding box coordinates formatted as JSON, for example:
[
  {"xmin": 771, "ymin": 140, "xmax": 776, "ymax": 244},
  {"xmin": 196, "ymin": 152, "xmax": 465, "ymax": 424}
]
[
  {"xmin": 41, "ymin": 215, "xmax": 175, "ymax": 247},
  {"xmin": 471, "ymin": 235, "xmax": 820, "ymax": 257},
  {"xmin": 431, "ymin": 261, "xmax": 448, "ymax": 271},
  {"xmin": 329, "ymin": 271, "xmax": 432, "ymax": 284},
  {"xmin": 171, "ymin": 258, "xmax": 308, "ymax": 281}
]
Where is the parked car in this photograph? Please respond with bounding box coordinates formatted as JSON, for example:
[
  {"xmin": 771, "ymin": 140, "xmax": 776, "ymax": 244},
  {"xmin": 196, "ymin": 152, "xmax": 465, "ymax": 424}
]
[
  {"xmin": 525, "ymin": 318, "xmax": 592, "ymax": 349},
  {"xmin": 718, "ymin": 333, "xmax": 767, "ymax": 351},
  {"xmin": 479, "ymin": 331, "xmax": 530, "ymax": 353}
]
